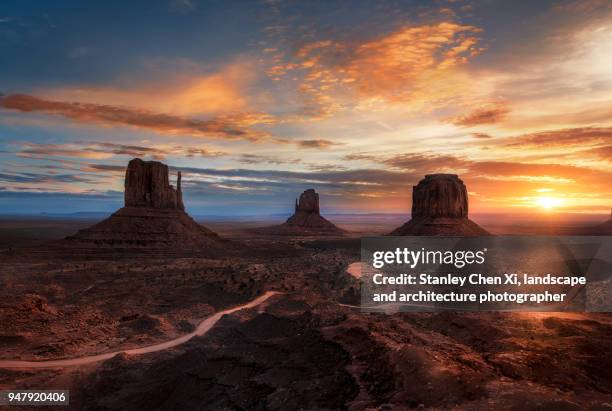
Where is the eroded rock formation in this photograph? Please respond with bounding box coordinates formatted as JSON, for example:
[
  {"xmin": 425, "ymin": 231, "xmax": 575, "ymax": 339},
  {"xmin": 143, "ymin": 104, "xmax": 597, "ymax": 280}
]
[
  {"xmin": 61, "ymin": 158, "xmax": 224, "ymax": 253},
  {"xmin": 390, "ymin": 174, "xmax": 489, "ymax": 236},
  {"xmin": 294, "ymin": 189, "xmax": 320, "ymax": 213},
  {"xmin": 124, "ymin": 158, "xmax": 184, "ymax": 210},
  {"xmin": 257, "ymin": 189, "xmax": 345, "ymax": 236},
  {"xmin": 411, "ymin": 174, "xmax": 468, "ymax": 218}
]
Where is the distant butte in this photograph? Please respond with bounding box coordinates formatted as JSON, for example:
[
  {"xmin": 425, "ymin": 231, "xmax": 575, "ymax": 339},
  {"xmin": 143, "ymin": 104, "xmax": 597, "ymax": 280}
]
[
  {"xmin": 256, "ymin": 189, "xmax": 345, "ymax": 236},
  {"xmin": 577, "ymin": 208, "xmax": 612, "ymax": 235},
  {"xmin": 390, "ymin": 174, "xmax": 489, "ymax": 236},
  {"xmin": 60, "ymin": 158, "xmax": 226, "ymax": 253}
]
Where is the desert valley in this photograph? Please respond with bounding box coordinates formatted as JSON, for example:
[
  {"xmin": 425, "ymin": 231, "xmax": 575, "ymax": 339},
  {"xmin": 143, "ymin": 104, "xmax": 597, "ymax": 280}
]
[
  {"xmin": 2, "ymin": 2, "xmax": 612, "ymax": 408},
  {"xmin": 1, "ymin": 159, "xmax": 611, "ymax": 410}
]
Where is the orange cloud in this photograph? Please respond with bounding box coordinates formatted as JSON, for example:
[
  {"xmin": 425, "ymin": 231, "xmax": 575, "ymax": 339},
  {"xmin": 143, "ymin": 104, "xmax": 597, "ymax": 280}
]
[
  {"xmin": 296, "ymin": 139, "xmax": 342, "ymax": 149},
  {"xmin": 503, "ymin": 126, "xmax": 612, "ymax": 148},
  {"xmin": 0, "ymin": 94, "xmax": 272, "ymax": 142},
  {"xmin": 582, "ymin": 145, "xmax": 612, "ymax": 161},
  {"xmin": 39, "ymin": 63, "xmax": 255, "ymax": 117},
  {"xmin": 18, "ymin": 144, "xmax": 115, "ymax": 160},
  {"xmin": 340, "ymin": 149, "xmax": 611, "ymax": 208},
  {"xmin": 467, "ymin": 161, "xmax": 600, "ymax": 180},
  {"xmin": 345, "ymin": 152, "xmax": 469, "ymax": 172},
  {"xmin": 448, "ymin": 103, "xmax": 509, "ymax": 127},
  {"xmin": 472, "ymin": 132, "xmax": 493, "ymax": 139},
  {"xmin": 344, "ymin": 22, "xmax": 482, "ymax": 99},
  {"xmin": 268, "ymin": 22, "xmax": 484, "ymax": 117}
]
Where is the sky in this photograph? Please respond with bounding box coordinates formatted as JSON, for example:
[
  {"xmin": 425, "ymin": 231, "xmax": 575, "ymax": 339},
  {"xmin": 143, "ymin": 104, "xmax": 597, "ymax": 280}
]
[{"xmin": 0, "ymin": 0, "xmax": 611, "ymax": 216}]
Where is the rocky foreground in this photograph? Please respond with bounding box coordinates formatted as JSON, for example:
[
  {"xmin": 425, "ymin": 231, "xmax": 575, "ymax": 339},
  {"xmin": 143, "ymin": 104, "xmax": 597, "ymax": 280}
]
[{"xmin": 1, "ymin": 236, "xmax": 611, "ymax": 410}]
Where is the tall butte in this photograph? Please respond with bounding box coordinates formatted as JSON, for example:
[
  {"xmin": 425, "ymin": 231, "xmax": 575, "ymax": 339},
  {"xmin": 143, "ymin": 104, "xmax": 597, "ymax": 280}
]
[
  {"xmin": 390, "ymin": 174, "xmax": 489, "ymax": 236},
  {"xmin": 258, "ymin": 189, "xmax": 345, "ymax": 236},
  {"xmin": 61, "ymin": 158, "xmax": 224, "ymax": 253},
  {"xmin": 124, "ymin": 157, "xmax": 184, "ymax": 210}
]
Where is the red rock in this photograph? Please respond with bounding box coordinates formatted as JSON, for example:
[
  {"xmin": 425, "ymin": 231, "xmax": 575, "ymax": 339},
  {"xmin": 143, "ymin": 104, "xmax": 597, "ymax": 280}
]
[
  {"xmin": 390, "ymin": 174, "xmax": 489, "ymax": 236},
  {"xmin": 411, "ymin": 174, "xmax": 467, "ymax": 218},
  {"xmin": 256, "ymin": 189, "xmax": 345, "ymax": 236},
  {"xmin": 294, "ymin": 189, "xmax": 320, "ymax": 213},
  {"xmin": 60, "ymin": 158, "xmax": 226, "ymax": 254},
  {"xmin": 124, "ymin": 158, "xmax": 183, "ymax": 210}
]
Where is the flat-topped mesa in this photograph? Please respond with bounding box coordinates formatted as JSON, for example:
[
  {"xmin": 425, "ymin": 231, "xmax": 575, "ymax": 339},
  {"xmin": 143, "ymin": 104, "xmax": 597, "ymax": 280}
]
[
  {"xmin": 412, "ymin": 174, "xmax": 468, "ymax": 218},
  {"xmin": 295, "ymin": 189, "xmax": 320, "ymax": 214},
  {"xmin": 390, "ymin": 174, "xmax": 489, "ymax": 236},
  {"xmin": 124, "ymin": 158, "xmax": 184, "ymax": 210}
]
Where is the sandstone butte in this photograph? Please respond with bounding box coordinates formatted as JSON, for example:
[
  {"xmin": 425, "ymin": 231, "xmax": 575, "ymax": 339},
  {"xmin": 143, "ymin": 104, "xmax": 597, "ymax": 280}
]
[
  {"xmin": 390, "ymin": 174, "xmax": 490, "ymax": 236},
  {"xmin": 60, "ymin": 158, "xmax": 226, "ymax": 253},
  {"xmin": 257, "ymin": 189, "xmax": 345, "ymax": 236}
]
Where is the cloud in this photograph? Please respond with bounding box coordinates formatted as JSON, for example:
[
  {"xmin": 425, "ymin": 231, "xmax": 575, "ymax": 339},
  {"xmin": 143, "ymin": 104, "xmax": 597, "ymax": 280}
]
[
  {"xmin": 0, "ymin": 171, "xmax": 99, "ymax": 185},
  {"xmin": 267, "ymin": 21, "xmax": 484, "ymax": 117},
  {"xmin": 175, "ymin": 165, "xmax": 410, "ymax": 189},
  {"xmin": 448, "ymin": 103, "xmax": 509, "ymax": 127},
  {"xmin": 12, "ymin": 141, "xmax": 228, "ymax": 161},
  {"xmin": 580, "ymin": 145, "xmax": 612, "ymax": 161},
  {"xmin": 468, "ymin": 161, "xmax": 586, "ymax": 178},
  {"xmin": 40, "ymin": 62, "xmax": 256, "ymax": 117},
  {"xmin": 17, "ymin": 143, "xmax": 117, "ymax": 160},
  {"xmin": 465, "ymin": 161, "xmax": 612, "ymax": 189},
  {"xmin": 344, "ymin": 152, "xmax": 468, "ymax": 172},
  {"xmin": 183, "ymin": 147, "xmax": 228, "ymax": 157},
  {"xmin": 84, "ymin": 164, "xmax": 126, "ymax": 173},
  {"xmin": 341, "ymin": 23, "xmax": 482, "ymax": 98},
  {"xmin": 80, "ymin": 142, "xmax": 169, "ymax": 158},
  {"xmin": 503, "ymin": 126, "xmax": 612, "ymax": 148},
  {"xmin": 472, "ymin": 132, "xmax": 493, "ymax": 139},
  {"xmin": 0, "ymin": 94, "xmax": 273, "ymax": 142},
  {"xmin": 340, "ymin": 150, "xmax": 611, "ymax": 198},
  {"xmin": 238, "ymin": 154, "xmax": 301, "ymax": 165},
  {"xmin": 382, "ymin": 153, "xmax": 468, "ymax": 171},
  {"xmin": 176, "ymin": 159, "xmax": 611, "ymax": 209},
  {"xmin": 305, "ymin": 163, "xmax": 349, "ymax": 172},
  {"xmin": 296, "ymin": 139, "xmax": 341, "ymax": 149}
]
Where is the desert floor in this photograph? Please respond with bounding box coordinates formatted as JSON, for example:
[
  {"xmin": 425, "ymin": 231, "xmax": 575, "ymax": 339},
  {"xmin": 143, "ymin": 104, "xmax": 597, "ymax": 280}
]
[{"xmin": 0, "ymin": 216, "xmax": 611, "ymax": 410}]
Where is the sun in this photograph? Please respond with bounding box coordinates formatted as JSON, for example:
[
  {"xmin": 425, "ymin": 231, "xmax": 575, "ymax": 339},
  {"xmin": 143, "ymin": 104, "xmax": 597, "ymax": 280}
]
[{"xmin": 536, "ymin": 196, "xmax": 563, "ymax": 210}]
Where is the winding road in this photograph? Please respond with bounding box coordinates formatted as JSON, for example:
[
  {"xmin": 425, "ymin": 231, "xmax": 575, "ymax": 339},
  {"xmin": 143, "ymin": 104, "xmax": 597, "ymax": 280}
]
[{"xmin": 0, "ymin": 291, "xmax": 279, "ymax": 369}]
